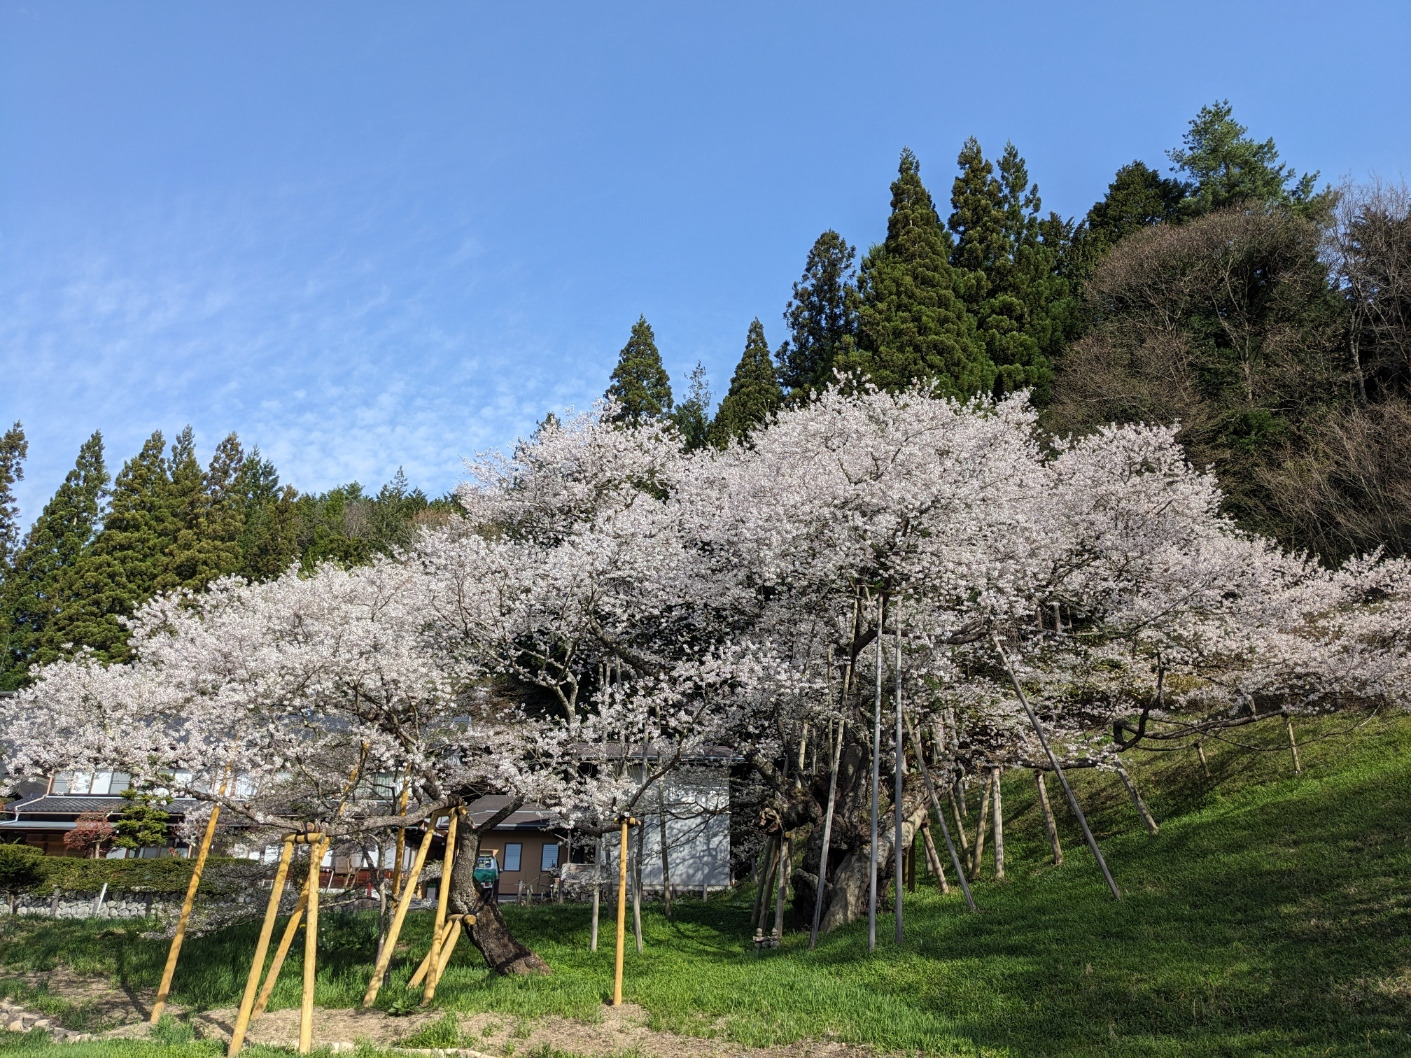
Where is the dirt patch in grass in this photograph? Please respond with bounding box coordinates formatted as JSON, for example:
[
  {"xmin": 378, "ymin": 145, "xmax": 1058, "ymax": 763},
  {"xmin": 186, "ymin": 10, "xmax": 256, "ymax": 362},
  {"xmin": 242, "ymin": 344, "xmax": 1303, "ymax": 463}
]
[
  {"xmin": 3, "ymin": 974, "xmax": 869, "ymax": 1057},
  {"xmin": 193, "ymin": 1003, "xmax": 870, "ymax": 1057}
]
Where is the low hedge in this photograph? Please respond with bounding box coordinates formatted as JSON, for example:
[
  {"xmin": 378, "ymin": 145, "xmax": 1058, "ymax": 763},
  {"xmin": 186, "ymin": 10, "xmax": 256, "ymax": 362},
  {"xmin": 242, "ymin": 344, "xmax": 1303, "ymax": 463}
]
[{"xmin": 2, "ymin": 850, "xmax": 305, "ymax": 896}]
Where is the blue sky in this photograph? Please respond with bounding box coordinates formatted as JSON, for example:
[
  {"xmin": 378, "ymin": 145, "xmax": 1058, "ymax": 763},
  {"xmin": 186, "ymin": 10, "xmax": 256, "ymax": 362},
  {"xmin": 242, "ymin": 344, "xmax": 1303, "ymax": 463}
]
[{"xmin": 3, "ymin": 1, "xmax": 1408, "ymax": 521}]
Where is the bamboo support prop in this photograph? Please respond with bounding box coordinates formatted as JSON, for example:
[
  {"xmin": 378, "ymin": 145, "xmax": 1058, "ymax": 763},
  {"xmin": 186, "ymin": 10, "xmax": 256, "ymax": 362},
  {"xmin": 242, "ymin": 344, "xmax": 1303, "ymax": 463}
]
[
  {"xmin": 300, "ymin": 834, "xmax": 328, "ymax": 1055},
  {"xmin": 391, "ymin": 770, "xmax": 412, "ymax": 897},
  {"xmin": 893, "ymin": 599, "xmax": 904, "ymax": 946},
  {"xmin": 151, "ymin": 774, "xmax": 230, "ymax": 1024},
  {"xmin": 1035, "ymin": 770, "xmax": 1063, "ymax": 865},
  {"xmin": 919, "ymin": 822, "xmax": 948, "ymax": 893},
  {"xmin": 993, "ymin": 635, "xmax": 1120, "ymax": 900},
  {"xmin": 808, "ymin": 718, "xmax": 846, "ymax": 949},
  {"xmin": 1114, "ymin": 759, "xmax": 1159, "ymax": 834},
  {"xmin": 250, "ymin": 883, "xmax": 308, "ymax": 1022},
  {"xmin": 362, "ymin": 812, "xmax": 446, "ymax": 1007},
  {"xmin": 419, "ymin": 809, "xmax": 460, "ymax": 1004},
  {"xmin": 991, "ymin": 768, "xmax": 1005, "ymax": 880},
  {"xmin": 867, "ymin": 595, "xmax": 884, "ymax": 954},
  {"xmin": 771, "ymin": 832, "xmax": 789, "ymax": 941},
  {"xmin": 612, "ymin": 816, "xmax": 639, "ymax": 1007},
  {"xmin": 227, "ymin": 837, "xmax": 296, "ymax": 1056},
  {"xmin": 904, "ymin": 712, "xmax": 975, "ymax": 911},
  {"xmin": 420, "ymin": 914, "xmax": 472, "ymax": 1004}
]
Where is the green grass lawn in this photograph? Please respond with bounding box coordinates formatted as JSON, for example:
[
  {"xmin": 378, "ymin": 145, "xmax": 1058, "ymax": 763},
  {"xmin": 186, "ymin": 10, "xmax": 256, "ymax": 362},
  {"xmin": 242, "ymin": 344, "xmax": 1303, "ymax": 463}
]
[{"xmin": 3, "ymin": 712, "xmax": 1410, "ymax": 1056}]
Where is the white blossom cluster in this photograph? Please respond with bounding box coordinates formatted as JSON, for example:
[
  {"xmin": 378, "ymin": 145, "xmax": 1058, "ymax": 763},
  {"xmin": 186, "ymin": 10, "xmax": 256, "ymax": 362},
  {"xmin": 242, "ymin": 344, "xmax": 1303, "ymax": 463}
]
[{"xmin": 8, "ymin": 385, "xmax": 1410, "ymax": 837}]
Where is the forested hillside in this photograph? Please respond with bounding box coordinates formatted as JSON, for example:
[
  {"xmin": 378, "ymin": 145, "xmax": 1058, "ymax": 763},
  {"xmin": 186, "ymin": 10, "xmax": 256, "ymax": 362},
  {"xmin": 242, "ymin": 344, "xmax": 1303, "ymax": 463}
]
[{"xmin": 2, "ymin": 100, "xmax": 1407, "ymax": 688}]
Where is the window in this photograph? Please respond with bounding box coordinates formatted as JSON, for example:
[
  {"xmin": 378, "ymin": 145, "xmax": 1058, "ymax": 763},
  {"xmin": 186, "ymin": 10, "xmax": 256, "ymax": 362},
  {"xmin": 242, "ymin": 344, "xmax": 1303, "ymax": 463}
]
[
  {"xmin": 540, "ymin": 844, "xmax": 559, "ymax": 872},
  {"xmin": 503, "ymin": 843, "xmax": 522, "ymax": 872}
]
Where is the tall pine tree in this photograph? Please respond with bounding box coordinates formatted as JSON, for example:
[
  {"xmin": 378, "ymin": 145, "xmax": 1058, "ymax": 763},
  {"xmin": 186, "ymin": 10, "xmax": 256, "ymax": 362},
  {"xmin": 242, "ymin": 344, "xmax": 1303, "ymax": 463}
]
[
  {"xmin": 948, "ymin": 138, "xmax": 1070, "ymax": 399},
  {"xmin": 776, "ymin": 231, "xmax": 858, "ymax": 397},
  {"xmin": 670, "ymin": 362, "xmax": 713, "ymax": 451},
  {"xmin": 161, "ymin": 430, "xmax": 244, "ymax": 592},
  {"xmin": 838, "ymin": 149, "xmax": 990, "ymax": 396},
  {"xmin": 234, "ymin": 447, "xmax": 300, "ymax": 581},
  {"xmin": 55, "ymin": 431, "xmax": 175, "ymax": 662},
  {"xmin": 0, "ymin": 422, "xmax": 27, "ymax": 571},
  {"xmin": 710, "ymin": 320, "xmax": 783, "ymax": 447},
  {"xmin": 606, "ymin": 316, "xmax": 673, "ymax": 422},
  {"xmin": 0, "ymin": 432, "xmax": 108, "ymax": 687}
]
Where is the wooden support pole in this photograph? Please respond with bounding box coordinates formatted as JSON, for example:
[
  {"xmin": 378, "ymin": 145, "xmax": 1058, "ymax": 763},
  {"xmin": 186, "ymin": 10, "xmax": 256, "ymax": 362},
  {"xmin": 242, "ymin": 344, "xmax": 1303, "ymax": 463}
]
[
  {"xmin": 809, "ymin": 718, "xmax": 845, "ymax": 949},
  {"xmin": 422, "ymin": 915, "xmax": 471, "ymax": 1004},
  {"xmin": 251, "ymin": 882, "xmax": 309, "ymax": 1023},
  {"xmin": 362, "ymin": 814, "xmax": 443, "ymax": 1007},
  {"xmin": 300, "ymin": 837, "xmax": 326, "ymax": 1055},
  {"xmin": 868, "ymin": 594, "xmax": 884, "ymax": 954},
  {"xmin": 893, "ymin": 598, "xmax": 904, "ymax": 946},
  {"xmin": 228, "ymin": 839, "xmax": 295, "ymax": 1056},
  {"xmin": 612, "ymin": 816, "xmax": 636, "ymax": 1006},
  {"xmin": 589, "ymin": 834, "xmax": 603, "ymax": 952},
  {"xmin": 970, "ymin": 770, "xmax": 993, "ymax": 878},
  {"xmin": 391, "ymin": 772, "xmax": 412, "ymax": 897},
  {"xmin": 919, "ymin": 822, "xmax": 948, "ymax": 893},
  {"xmin": 905, "ymin": 712, "xmax": 976, "ymax": 912},
  {"xmin": 994, "ymin": 635, "xmax": 1120, "ymax": 900},
  {"xmin": 1035, "ymin": 770, "xmax": 1063, "ymax": 866},
  {"xmin": 1195, "ymin": 741, "xmax": 1212, "ymax": 780},
  {"xmin": 1114, "ymin": 760, "xmax": 1159, "ymax": 835},
  {"xmin": 1285, "ymin": 715, "xmax": 1303, "ymax": 776},
  {"xmin": 991, "ymin": 768, "xmax": 1005, "ymax": 880},
  {"xmin": 421, "ymin": 810, "xmax": 459, "ymax": 1004},
  {"xmin": 772, "ymin": 832, "xmax": 789, "ymax": 940},
  {"xmin": 151, "ymin": 791, "xmax": 226, "ymax": 1024},
  {"xmin": 752, "ymin": 834, "xmax": 777, "ymax": 931}
]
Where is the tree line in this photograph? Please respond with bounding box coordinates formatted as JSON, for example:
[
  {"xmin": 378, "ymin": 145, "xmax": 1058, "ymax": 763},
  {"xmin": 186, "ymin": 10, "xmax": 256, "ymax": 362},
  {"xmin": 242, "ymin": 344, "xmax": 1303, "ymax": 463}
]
[
  {"xmin": 607, "ymin": 101, "xmax": 1408, "ymax": 561},
  {"xmin": 0, "ymin": 424, "xmax": 453, "ymax": 689}
]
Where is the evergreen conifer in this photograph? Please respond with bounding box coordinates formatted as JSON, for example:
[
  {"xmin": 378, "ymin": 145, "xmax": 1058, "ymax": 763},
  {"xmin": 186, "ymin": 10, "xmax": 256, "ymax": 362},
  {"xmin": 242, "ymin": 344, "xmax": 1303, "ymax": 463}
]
[
  {"xmin": 777, "ymin": 231, "xmax": 858, "ymax": 396},
  {"xmin": 838, "ymin": 149, "xmax": 990, "ymax": 396},
  {"xmin": 606, "ymin": 316, "xmax": 673, "ymax": 422},
  {"xmin": 711, "ymin": 320, "xmax": 782, "ymax": 447},
  {"xmin": 0, "ymin": 422, "xmax": 27, "ymax": 571},
  {"xmin": 0, "ymin": 432, "xmax": 107, "ymax": 687},
  {"xmin": 670, "ymin": 362, "xmax": 713, "ymax": 451},
  {"xmin": 1168, "ymin": 100, "xmax": 1335, "ymax": 220}
]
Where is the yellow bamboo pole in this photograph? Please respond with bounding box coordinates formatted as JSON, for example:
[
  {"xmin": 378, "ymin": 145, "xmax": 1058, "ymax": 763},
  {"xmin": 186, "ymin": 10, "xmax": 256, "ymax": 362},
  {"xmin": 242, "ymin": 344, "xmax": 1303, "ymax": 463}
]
[
  {"xmin": 362, "ymin": 812, "xmax": 444, "ymax": 1007},
  {"xmin": 250, "ymin": 880, "xmax": 308, "ymax": 1022},
  {"xmin": 391, "ymin": 770, "xmax": 412, "ymax": 897},
  {"xmin": 408, "ymin": 919, "xmax": 449, "ymax": 989},
  {"xmin": 299, "ymin": 835, "xmax": 326, "ymax": 1055},
  {"xmin": 151, "ymin": 777, "xmax": 230, "ymax": 1024},
  {"xmin": 227, "ymin": 838, "xmax": 295, "ymax": 1056},
  {"xmin": 612, "ymin": 816, "xmax": 637, "ymax": 1007},
  {"xmin": 420, "ymin": 809, "xmax": 458, "ymax": 1003},
  {"xmin": 422, "ymin": 916, "xmax": 465, "ymax": 1004}
]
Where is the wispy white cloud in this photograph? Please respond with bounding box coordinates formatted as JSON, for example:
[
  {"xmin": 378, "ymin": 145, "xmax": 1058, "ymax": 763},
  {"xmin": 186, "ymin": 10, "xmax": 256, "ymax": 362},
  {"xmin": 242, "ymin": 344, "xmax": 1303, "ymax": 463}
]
[{"xmin": 2, "ymin": 182, "xmax": 602, "ymax": 521}]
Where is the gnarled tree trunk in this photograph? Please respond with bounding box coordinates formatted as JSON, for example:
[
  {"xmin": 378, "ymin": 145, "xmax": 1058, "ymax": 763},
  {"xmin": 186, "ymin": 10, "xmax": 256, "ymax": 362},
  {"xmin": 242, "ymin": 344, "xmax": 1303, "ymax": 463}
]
[{"xmin": 448, "ymin": 825, "xmax": 549, "ymax": 975}]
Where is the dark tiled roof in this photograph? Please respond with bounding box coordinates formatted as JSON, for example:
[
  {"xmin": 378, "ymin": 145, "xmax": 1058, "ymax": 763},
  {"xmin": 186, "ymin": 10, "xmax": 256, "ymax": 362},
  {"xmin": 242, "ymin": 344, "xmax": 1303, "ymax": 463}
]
[{"xmin": 7, "ymin": 795, "xmax": 197, "ymax": 815}]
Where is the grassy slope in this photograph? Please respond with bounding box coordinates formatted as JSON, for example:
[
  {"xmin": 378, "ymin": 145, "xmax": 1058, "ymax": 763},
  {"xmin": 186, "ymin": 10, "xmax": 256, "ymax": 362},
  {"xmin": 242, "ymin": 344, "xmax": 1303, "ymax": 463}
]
[{"xmin": 2, "ymin": 713, "xmax": 1409, "ymax": 1057}]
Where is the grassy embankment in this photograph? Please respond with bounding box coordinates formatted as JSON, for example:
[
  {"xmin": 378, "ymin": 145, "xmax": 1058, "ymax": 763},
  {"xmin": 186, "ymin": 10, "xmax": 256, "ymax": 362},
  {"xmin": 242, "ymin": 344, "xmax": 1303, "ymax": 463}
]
[{"xmin": 1, "ymin": 711, "xmax": 1409, "ymax": 1056}]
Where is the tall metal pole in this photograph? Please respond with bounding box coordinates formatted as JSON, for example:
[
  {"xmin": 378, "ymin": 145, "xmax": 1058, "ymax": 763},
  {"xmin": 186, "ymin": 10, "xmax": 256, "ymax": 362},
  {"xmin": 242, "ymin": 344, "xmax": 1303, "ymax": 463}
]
[
  {"xmin": 893, "ymin": 597, "xmax": 904, "ymax": 945},
  {"xmin": 993, "ymin": 635, "xmax": 1120, "ymax": 900},
  {"xmin": 867, "ymin": 594, "xmax": 884, "ymax": 954}
]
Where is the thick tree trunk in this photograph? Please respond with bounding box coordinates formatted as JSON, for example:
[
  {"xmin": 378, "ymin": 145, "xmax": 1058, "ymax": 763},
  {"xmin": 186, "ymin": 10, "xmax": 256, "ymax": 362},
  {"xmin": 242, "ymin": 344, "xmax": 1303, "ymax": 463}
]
[
  {"xmin": 817, "ymin": 804, "xmax": 927, "ymax": 933},
  {"xmin": 449, "ymin": 825, "xmax": 549, "ymax": 975},
  {"xmin": 631, "ymin": 825, "xmax": 644, "ymax": 953}
]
